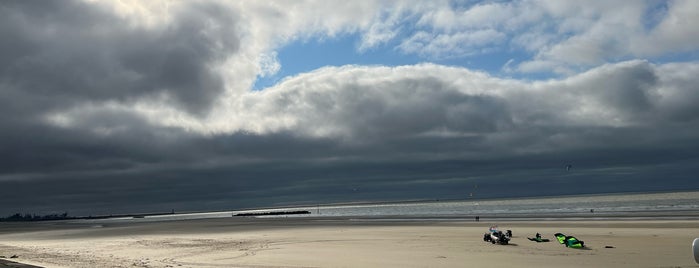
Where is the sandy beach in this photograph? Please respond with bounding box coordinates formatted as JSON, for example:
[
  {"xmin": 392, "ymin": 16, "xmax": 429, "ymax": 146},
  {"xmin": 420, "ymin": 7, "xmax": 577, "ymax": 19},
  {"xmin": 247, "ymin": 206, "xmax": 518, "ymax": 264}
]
[{"xmin": 1, "ymin": 217, "xmax": 698, "ymax": 268}]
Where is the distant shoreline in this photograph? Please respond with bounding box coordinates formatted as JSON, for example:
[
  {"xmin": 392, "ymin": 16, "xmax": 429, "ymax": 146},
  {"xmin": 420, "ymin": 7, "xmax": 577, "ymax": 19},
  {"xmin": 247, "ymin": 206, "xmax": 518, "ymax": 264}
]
[
  {"xmin": 166, "ymin": 189, "xmax": 699, "ymax": 215},
  {"xmin": 3, "ymin": 189, "xmax": 698, "ymax": 222},
  {"xmin": 0, "ymin": 211, "xmax": 176, "ymax": 223}
]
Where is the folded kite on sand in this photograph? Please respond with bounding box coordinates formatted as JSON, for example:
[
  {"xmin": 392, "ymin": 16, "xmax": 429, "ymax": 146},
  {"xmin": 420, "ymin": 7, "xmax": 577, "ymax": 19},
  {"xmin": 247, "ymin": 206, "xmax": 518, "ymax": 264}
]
[
  {"xmin": 527, "ymin": 233, "xmax": 549, "ymax": 242},
  {"xmin": 554, "ymin": 233, "xmax": 585, "ymax": 248}
]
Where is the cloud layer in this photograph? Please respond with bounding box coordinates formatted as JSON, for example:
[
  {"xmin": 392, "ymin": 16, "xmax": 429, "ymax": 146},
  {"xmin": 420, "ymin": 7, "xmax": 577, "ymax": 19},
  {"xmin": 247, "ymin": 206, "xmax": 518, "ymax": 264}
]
[{"xmin": 1, "ymin": 0, "xmax": 698, "ymax": 215}]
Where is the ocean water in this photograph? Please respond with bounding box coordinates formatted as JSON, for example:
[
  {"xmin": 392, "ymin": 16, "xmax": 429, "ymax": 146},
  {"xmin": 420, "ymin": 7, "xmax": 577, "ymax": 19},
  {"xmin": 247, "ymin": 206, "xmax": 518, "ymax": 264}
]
[
  {"xmin": 281, "ymin": 190, "xmax": 699, "ymax": 218},
  {"xmin": 81, "ymin": 191, "xmax": 699, "ymax": 223}
]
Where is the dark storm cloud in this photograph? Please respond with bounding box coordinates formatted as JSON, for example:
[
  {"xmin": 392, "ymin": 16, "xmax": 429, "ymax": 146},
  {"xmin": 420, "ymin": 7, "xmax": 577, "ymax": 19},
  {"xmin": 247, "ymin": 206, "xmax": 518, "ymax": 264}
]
[
  {"xmin": 0, "ymin": 1, "xmax": 239, "ymax": 173},
  {"xmin": 563, "ymin": 61, "xmax": 659, "ymax": 122},
  {"xmin": 0, "ymin": 0, "xmax": 239, "ymax": 117},
  {"xmin": 5, "ymin": 138, "xmax": 699, "ymax": 216},
  {"xmin": 656, "ymin": 63, "xmax": 699, "ymax": 122},
  {"xmin": 0, "ymin": 0, "xmax": 243, "ymax": 215}
]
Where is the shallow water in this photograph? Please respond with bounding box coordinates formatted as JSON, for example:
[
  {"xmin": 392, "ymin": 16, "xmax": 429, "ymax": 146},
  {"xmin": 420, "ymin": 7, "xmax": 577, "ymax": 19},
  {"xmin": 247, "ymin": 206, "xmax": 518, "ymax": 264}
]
[{"xmin": 80, "ymin": 191, "xmax": 699, "ymax": 223}]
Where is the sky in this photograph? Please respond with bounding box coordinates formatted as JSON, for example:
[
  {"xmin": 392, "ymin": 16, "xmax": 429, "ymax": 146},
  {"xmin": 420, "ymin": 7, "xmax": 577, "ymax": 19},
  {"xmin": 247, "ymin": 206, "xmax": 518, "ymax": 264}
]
[{"xmin": 2, "ymin": 0, "xmax": 699, "ymax": 216}]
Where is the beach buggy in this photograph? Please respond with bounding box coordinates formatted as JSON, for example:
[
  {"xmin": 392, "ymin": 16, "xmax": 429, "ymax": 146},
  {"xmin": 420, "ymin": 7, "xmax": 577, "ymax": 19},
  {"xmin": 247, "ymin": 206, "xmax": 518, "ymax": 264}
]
[{"xmin": 483, "ymin": 226, "xmax": 510, "ymax": 245}]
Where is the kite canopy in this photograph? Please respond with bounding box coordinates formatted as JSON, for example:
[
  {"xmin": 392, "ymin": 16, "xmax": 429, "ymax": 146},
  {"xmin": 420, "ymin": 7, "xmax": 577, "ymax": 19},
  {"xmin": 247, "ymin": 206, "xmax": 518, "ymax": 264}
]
[
  {"xmin": 554, "ymin": 233, "xmax": 567, "ymax": 244},
  {"xmin": 554, "ymin": 233, "xmax": 585, "ymax": 248}
]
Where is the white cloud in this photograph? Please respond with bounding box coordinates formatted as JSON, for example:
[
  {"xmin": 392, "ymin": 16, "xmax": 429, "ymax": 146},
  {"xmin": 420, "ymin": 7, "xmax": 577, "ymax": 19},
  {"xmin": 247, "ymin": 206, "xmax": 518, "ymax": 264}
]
[
  {"xmin": 399, "ymin": 29, "xmax": 506, "ymax": 58},
  {"xmin": 633, "ymin": 0, "xmax": 699, "ymax": 56},
  {"xmin": 359, "ymin": 23, "xmax": 398, "ymax": 52},
  {"xmin": 86, "ymin": 0, "xmax": 699, "ymax": 79},
  {"xmin": 258, "ymin": 51, "xmax": 281, "ymax": 78},
  {"xmin": 357, "ymin": 7, "xmax": 411, "ymax": 51},
  {"xmin": 398, "ymin": 1, "xmax": 524, "ymax": 59},
  {"xmin": 53, "ymin": 61, "xmax": 691, "ymax": 148},
  {"xmin": 28, "ymin": 0, "xmax": 699, "ymax": 140},
  {"xmin": 350, "ymin": 1, "xmax": 699, "ymax": 74},
  {"xmin": 516, "ymin": 0, "xmax": 699, "ymax": 73}
]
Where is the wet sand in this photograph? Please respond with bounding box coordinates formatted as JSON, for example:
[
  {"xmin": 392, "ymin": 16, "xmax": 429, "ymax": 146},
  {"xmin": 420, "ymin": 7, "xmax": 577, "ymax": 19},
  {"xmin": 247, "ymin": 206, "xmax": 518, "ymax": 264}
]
[{"xmin": 1, "ymin": 217, "xmax": 699, "ymax": 267}]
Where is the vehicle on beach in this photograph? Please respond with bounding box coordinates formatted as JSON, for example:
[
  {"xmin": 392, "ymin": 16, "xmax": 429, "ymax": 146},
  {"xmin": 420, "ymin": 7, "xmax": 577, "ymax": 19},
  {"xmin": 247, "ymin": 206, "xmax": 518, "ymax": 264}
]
[
  {"xmin": 483, "ymin": 226, "xmax": 511, "ymax": 245},
  {"xmin": 554, "ymin": 233, "xmax": 584, "ymax": 248}
]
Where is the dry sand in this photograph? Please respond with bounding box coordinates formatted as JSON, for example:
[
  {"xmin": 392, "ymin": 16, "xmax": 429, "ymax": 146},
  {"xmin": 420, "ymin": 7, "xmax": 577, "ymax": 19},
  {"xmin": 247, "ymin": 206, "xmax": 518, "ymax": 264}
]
[{"xmin": 1, "ymin": 217, "xmax": 698, "ymax": 268}]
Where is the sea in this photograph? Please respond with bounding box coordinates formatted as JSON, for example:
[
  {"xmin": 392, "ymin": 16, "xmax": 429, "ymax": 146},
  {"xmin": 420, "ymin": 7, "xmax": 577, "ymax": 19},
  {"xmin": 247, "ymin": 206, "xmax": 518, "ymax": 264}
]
[{"xmin": 79, "ymin": 191, "xmax": 699, "ymax": 223}]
